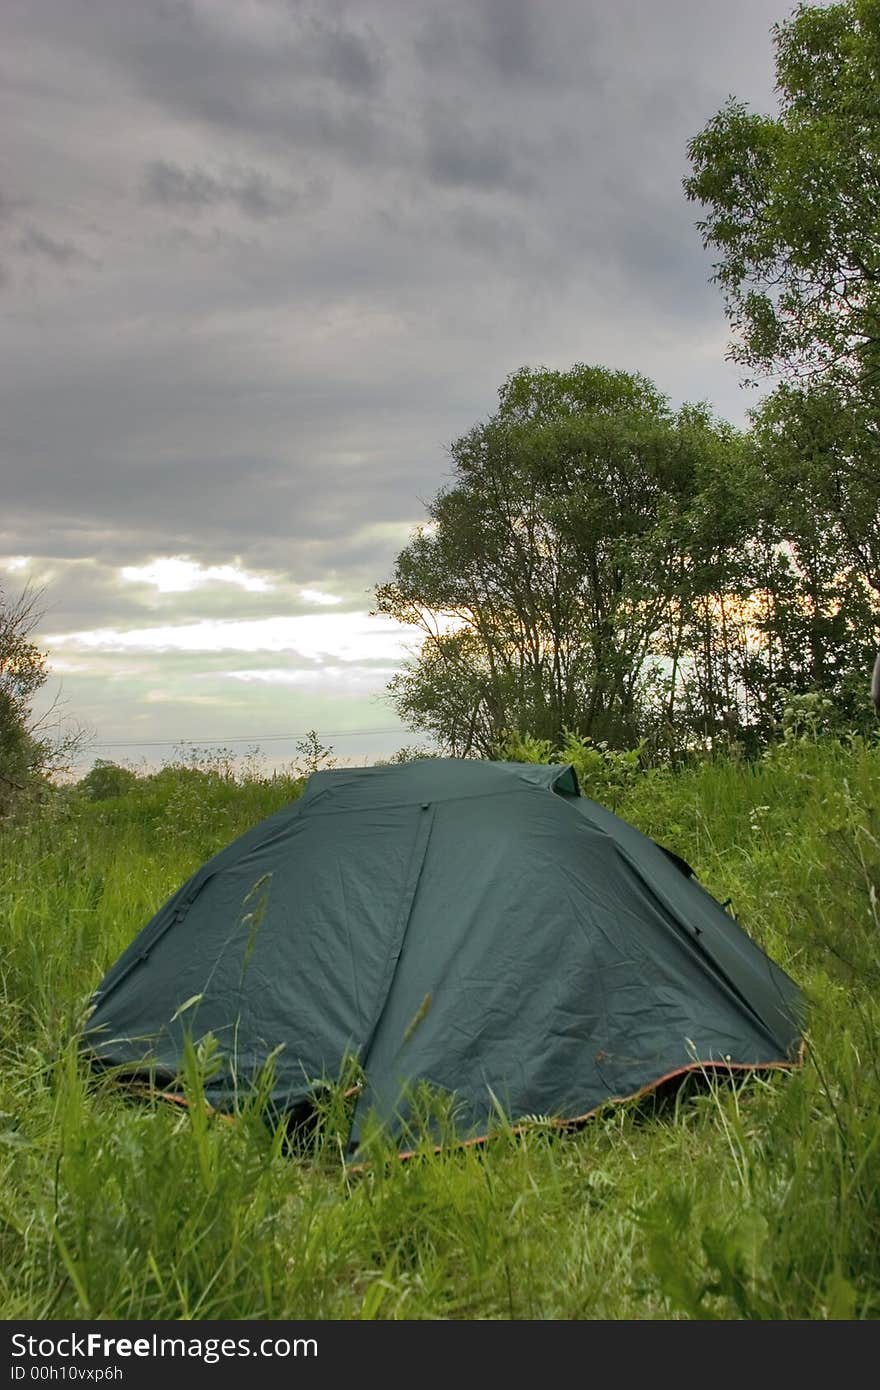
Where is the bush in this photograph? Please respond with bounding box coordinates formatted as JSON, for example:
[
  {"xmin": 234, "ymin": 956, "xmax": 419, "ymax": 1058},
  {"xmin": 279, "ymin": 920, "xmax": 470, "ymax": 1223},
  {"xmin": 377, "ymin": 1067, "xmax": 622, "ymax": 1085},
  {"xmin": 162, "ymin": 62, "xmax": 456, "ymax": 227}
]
[
  {"xmin": 495, "ymin": 728, "xmax": 645, "ymax": 809},
  {"xmin": 77, "ymin": 760, "xmax": 139, "ymax": 802}
]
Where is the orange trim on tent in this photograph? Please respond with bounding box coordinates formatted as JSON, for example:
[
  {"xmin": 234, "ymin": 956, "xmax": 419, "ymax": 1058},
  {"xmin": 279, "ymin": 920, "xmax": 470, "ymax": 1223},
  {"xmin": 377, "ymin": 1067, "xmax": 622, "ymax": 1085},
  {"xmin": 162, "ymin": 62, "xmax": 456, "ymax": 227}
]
[
  {"xmin": 390, "ymin": 1045, "xmax": 806, "ymax": 1163},
  {"xmin": 120, "ymin": 1080, "xmax": 236, "ymax": 1125},
  {"xmin": 113, "ymin": 1044, "xmax": 805, "ymax": 1161}
]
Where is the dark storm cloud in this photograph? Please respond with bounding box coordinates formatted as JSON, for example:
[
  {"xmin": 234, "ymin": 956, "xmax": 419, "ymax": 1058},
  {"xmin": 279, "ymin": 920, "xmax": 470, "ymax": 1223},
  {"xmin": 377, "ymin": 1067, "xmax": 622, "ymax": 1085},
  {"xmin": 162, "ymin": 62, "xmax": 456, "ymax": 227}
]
[
  {"xmin": 305, "ymin": 16, "xmax": 387, "ymax": 92},
  {"xmin": 415, "ymin": 0, "xmax": 558, "ymax": 87},
  {"xmin": 423, "ymin": 109, "xmax": 529, "ymax": 194},
  {"xmin": 478, "ymin": 0, "xmax": 543, "ymax": 81},
  {"xmin": 22, "ymin": 0, "xmax": 392, "ymax": 166},
  {"xmin": 15, "ymin": 225, "xmax": 91, "ymax": 265},
  {"xmin": 141, "ymin": 160, "xmax": 298, "ymax": 220}
]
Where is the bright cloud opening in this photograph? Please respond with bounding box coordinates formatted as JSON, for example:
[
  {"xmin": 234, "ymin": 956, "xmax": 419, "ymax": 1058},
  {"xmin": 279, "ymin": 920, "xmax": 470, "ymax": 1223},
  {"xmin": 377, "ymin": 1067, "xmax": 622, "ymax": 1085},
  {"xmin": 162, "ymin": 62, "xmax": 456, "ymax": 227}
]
[
  {"xmin": 120, "ymin": 556, "xmax": 273, "ymax": 594},
  {"xmin": 299, "ymin": 588, "xmax": 342, "ymax": 606},
  {"xmin": 224, "ymin": 665, "xmax": 400, "ymax": 691},
  {"xmin": 2, "ymin": 556, "xmax": 32, "ymax": 572},
  {"xmin": 44, "ymin": 612, "xmax": 422, "ymax": 663},
  {"xmin": 48, "ymin": 658, "xmax": 91, "ymax": 674},
  {"xmin": 143, "ymin": 690, "xmax": 240, "ymax": 706}
]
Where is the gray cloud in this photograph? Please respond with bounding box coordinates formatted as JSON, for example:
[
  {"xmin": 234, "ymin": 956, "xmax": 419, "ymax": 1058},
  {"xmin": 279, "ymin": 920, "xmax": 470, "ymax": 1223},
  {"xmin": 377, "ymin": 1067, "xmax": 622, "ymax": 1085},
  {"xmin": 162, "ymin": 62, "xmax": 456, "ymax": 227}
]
[
  {"xmin": 141, "ymin": 159, "xmax": 300, "ymax": 220},
  {"xmin": 423, "ymin": 109, "xmax": 528, "ymax": 193},
  {"xmin": 27, "ymin": 0, "xmax": 393, "ymax": 165},
  {"xmin": 416, "ymin": 0, "xmax": 558, "ymax": 87},
  {"xmin": 303, "ymin": 15, "xmax": 387, "ymax": 93},
  {"xmin": 15, "ymin": 225, "xmax": 91, "ymax": 265}
]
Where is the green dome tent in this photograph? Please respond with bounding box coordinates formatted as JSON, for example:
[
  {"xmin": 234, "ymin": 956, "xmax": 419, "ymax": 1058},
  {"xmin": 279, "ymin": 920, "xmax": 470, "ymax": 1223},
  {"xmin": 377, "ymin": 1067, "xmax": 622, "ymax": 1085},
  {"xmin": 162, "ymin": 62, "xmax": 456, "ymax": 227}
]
[{"xmin": 85, "ymin": 759, "xmax": 803, "ymax": 1151}]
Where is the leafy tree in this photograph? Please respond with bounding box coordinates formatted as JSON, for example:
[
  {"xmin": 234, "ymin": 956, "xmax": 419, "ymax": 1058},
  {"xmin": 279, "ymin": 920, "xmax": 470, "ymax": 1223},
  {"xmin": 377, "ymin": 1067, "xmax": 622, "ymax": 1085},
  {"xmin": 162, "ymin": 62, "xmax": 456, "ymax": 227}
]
[
  {"xmin": 684, "ymin": 0, "xmax": 880, "ymax": 396},
  {"xmin": 292, "ymin": 730, "xmax": 336, "ymax": 778},
  {"xmin": 685, "ymin": 0, "xmax": 880, "ymax": 720},
  {"xmin": 384, "ymin": 630, "xmax": 503, "ymax": 757},
  {"xmin": 0, "ymin": 584, "xmax": 52, "ymax": 811},
  {"xmin": 641, "ymin": 416, "xmax": 772, "ymax": 751},
  {"xmin": 752, "ymin": 382, "xmax": 880, "ymax": 597},
  {"xmin": 78, "ymin": 760, "xmax": 139, "ymax": 801},
  {"xmin": 377, "ymin": 365, "xmax": 753, "ymax": 754},
  {"xmin": 0, "ymin": 583, "xmax": 86, "ymax": 814},
  {"xmin": 750, "ymin": 389, "xmax": 878, "ymax": 733}
]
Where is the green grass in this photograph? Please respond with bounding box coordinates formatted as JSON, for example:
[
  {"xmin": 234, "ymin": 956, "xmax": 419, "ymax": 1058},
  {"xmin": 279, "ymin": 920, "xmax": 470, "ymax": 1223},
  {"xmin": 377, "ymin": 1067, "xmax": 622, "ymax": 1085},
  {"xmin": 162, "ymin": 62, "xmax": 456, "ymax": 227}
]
[{"xmin": 1, "ymin": 739, "xmax": 879, "ymax": 1319}]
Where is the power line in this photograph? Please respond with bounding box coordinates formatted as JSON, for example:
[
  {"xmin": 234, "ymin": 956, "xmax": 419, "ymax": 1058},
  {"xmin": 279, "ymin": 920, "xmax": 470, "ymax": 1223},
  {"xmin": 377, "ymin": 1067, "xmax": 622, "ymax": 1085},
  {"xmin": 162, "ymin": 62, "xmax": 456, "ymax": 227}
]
[{"xmin": 90, "ymin": 726, "xmax": 406, "ymax": 750}]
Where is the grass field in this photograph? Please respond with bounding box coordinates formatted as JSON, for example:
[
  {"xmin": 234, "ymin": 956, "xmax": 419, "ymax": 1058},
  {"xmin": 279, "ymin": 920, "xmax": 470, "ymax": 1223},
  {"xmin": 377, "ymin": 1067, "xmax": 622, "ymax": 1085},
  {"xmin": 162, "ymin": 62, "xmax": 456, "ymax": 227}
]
[{"xmin": 2, "ymin": 738, "xmax": 879, "ymax": 1319}]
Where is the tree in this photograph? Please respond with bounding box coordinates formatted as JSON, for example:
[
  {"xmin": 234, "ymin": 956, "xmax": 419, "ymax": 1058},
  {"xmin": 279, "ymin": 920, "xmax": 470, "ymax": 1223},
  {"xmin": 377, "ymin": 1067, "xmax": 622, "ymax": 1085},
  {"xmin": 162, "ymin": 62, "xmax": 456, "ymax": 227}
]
[
  {"xmin": 684, "ymin": 0, "xmax": 880, "ymax": 396},
  {"xmin": 752, "ymin": 381, "xmax": 880, "ymax": 597},
  {"xmin": 292, "ymin": 729, "xmax": 336, "ymax": 778},
  {"xmin": 377, "ymin": 365, "xmax": 753, "ymax": 754},
  {"xmin": 685, "ymin": 0, "xmax": 880, "ymax": 718},
  {"xmin": 0, "ymin": 584, "xmax": 51, "ymax": 810},
  {"xmin": 77, "ymin": 760, "xmax": 139, "ymax": 801}
]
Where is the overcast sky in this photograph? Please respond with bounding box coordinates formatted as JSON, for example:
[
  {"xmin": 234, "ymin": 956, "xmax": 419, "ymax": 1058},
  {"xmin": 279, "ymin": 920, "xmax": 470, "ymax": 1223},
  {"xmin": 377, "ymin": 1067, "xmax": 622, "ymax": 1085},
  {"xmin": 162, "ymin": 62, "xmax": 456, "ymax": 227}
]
[{"xmin": 2, "ymin": 0, "xmax": 791, "ymax": 771}]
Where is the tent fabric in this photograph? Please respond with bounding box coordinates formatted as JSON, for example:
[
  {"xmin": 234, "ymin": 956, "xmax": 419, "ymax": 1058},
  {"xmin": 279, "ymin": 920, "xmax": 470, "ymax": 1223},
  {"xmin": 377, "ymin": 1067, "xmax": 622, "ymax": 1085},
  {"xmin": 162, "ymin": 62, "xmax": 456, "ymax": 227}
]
[{"xmin": 85, "ymin": 759, "xmax": 803, "ymax": 1149}]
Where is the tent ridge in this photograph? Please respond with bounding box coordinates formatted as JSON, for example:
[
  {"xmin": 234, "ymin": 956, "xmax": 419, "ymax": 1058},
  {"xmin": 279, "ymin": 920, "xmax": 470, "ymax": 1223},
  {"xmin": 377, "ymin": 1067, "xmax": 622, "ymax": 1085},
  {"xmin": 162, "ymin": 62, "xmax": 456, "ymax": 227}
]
[{"xmin": 358, "ymin": 802, "xmax": 437, "ymax": 1070}]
